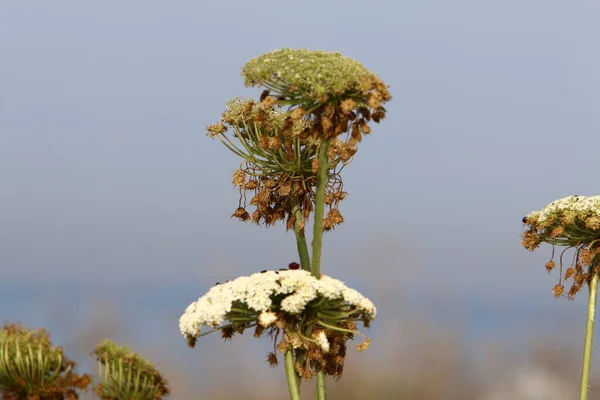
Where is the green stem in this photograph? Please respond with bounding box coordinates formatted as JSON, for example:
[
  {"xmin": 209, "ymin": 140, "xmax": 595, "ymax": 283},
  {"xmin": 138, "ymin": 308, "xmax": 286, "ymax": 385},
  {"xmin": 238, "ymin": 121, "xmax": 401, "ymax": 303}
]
[
  {"xmin": 580, "ymin": 269, "xmax": 600, "ymax": 400},
  {"xmin": 311, "ymin": 140, "xmax": 330, "ymax": 278},
  {"xmin": 292, "ymin": 184, "xmax": 311, "ymax": 272},
  {"xmin": 285, "ymin": 350, "xmax": 301, "ymax": 400},
  {"xmin": 315, "ymin": 372, "xmax": 327, "ymax": 400}
]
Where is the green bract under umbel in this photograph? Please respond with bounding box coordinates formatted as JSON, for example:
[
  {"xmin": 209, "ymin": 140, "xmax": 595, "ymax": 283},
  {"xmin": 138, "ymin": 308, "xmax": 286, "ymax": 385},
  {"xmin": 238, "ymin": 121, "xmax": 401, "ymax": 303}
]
[
  {"xmin": 0, "ymin": 323, "xmax": 91, "ymax": 399},
  {"xmin": 94, "ymin": 340, "xmax": 170, "ymax": 400}
]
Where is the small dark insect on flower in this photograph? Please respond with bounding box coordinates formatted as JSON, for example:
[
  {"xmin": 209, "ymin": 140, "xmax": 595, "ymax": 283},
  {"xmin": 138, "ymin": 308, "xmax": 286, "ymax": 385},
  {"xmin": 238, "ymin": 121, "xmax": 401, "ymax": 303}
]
[
  {"xmin": 215, "ymin": 282, "xmax": 220, "ymax": 286},
  {"xmin": 289, "ymin": 262, "xmax": 300, "ymax": 270},
  {"xmin": 260, "ymin": 90, "xmax": 270, "ymax": 101},
  {"xmin": 522, "ymin": 216, "xmax": 528, "ymax": 223},
  {"xmin": 261, "ymin": 270, "xmax": 268, "ymax": 273}
]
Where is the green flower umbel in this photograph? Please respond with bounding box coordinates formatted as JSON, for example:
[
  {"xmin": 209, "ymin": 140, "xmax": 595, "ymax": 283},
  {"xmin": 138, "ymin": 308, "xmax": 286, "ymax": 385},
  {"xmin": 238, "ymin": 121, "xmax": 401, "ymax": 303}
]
[
  {"xmin": 0, "ymin": 323, "xmax": 91, "ymax": 399},
  {"xmin": 94, "ymin": 340, "xmax": 169, "ymax": 400},
  {"xmin": 242, "ymin": 48, "xmax": 391, "ymax": 141}
]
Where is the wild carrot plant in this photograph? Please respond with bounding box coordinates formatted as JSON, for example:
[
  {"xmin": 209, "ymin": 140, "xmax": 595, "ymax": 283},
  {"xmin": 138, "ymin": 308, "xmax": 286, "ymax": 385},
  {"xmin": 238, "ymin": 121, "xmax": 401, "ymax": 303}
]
[
  {"xmin": 179, "ymin": 48, "xmax": 391, "ymax": 399},
  {"xmin": 93, "ymin": 339, "xmax": 170, "ymax": 400},
  {"xmin": 522, "ymin": 195, "xmax": 600, "ymax": 400},
  {"xmin": 0, "ymin": 323, "xmax": 91, "ymax": 399}
]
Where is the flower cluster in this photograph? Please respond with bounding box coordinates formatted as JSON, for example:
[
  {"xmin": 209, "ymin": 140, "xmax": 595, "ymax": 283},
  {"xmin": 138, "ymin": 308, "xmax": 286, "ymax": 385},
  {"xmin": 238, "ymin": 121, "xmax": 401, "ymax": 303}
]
[
  {"xmin": 522, "ymin": 195, "xmax": 600, "ymax": 299},
  {"xmin": 242, "ymin": 49, "xmax": 391, "ymax": 141},
  {"xmin": 94, "ymin": 339, "xmax": 170, "ymax": 400},
  {"xmin": 179, "ymin": 268, "xmax": 376, "ymax": 379},
  {"xmin": 0, "ymin": 323, "xmax": 91, "ymax": 399},
  {"xmin": 208, "ymin": 97, "xmax": 352, "ymax": 230}
]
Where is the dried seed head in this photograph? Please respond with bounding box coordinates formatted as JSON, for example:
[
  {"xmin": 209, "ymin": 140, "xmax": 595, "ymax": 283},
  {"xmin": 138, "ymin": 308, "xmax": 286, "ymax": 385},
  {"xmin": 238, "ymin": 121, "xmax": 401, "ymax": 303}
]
[
  {"xmin": 232, "ymin": 207, "xmax": 251, "ymax": 222},
  {"xmin": 580, "ymin": 249, "xmax": 595, "ymax": 266},
  {"xmin": 207, "ymin": 123, "xmax": 228, "ymax": 137},
  {"xmin": 356, "ymin": 338, "xmax": 371, "ymax": 352},
  {"xmin": 550, "ymin": 225, "xmax": 565, "ymax": 237},
  {"xmin": 290, "ymin": 107, "xmax": 304, "ymax": 121},
  {"xmin": 585, "ymin": 216, "xmax": 600, "ymax": 230},
  {"xmin": 244, "ymin": 179, "xmax": 259, "ymax": 190},
  {"xmin": 564, "ymin": 266, "xmax": 576, "ymax": 280},
  {"xmin": 340, "ymin": 99, "xmax": 357, "ymax": 114},
  {"xmin": 552, "ymin": 284, "xmax": 564, "ymax": 298},
  {"xmin": 232, "ymin": 169, "xmax": 246, "ymax": 186},
  {"xmin": 267, "ymin": 352, "xmax": 278, "ymax": 367},
  {"xmin": 521, "ymin": 231, "xmax": 541, "ymax": 251},
  {"xmin": 278, "ymin": 183, "xmax": 292, "ymax": 197},
  {"xmin": 545, "ymin": 261, "xmax": 556, "ymax": 273},
  {"xmin": 568, "ymin": 284, "xmax": 581, "ymax": 300},
  {"xmin": 260, "ymin": 95, "xmax": 276, "ymax": 109}
]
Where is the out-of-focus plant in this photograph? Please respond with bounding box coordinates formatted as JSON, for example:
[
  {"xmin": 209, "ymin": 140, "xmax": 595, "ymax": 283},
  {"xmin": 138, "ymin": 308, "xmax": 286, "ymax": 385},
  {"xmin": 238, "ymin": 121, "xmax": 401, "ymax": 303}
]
[
  {"xmin": 93, "ymin": 339, "xmax": 170, "ymax": 400},
  {"xmin": 522, "ymin": 195, "xmax": 600, "ymax": 400},
  {"xmin": 0, "ymin": 323, "xmax": 91, "ymax": 399},
  {"xmin": 182, "ymin": 48, "xmax": 391, "ymax": 400}
]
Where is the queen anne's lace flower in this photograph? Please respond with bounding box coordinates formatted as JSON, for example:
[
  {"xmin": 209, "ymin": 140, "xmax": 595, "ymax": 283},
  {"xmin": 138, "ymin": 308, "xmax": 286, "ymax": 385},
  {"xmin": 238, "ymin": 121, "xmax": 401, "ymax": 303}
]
[
  {"xmin": 179, "ymin": 270, "xmax": 376, "ymax": 338},
  {"xmin": 522, "ymin": 195, "xmax": 600, "ymax": 300}
]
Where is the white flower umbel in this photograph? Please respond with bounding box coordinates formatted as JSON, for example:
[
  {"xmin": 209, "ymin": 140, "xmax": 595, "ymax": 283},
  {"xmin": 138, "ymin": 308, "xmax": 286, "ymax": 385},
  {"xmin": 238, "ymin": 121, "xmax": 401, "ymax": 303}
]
[
  {"xmin": 522, "ymin": 195, "xmax": 600, "ymax": 251},
  {"xmin": 179, "ymin": 269, "xmax": 376, "ymax": 340},
  {"xmin": 525, "ymin": 195, "xmax": 600, "ymax": 227}
]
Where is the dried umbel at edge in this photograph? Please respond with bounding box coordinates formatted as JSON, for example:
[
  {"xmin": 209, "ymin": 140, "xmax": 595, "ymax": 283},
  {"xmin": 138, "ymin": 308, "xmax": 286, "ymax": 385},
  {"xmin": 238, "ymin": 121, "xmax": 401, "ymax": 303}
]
[
  {"xmin": 522, "ymin": 195, "xmax": 600, "ymax": 299},
  {"xmin": 179, "ymin": 269, "xmax": 376, "ymax": 379}
]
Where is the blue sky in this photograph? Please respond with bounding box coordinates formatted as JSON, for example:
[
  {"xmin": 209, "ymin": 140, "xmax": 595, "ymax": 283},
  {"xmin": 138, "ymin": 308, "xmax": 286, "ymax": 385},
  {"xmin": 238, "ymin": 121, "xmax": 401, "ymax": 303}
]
[{"xmin": 1, "ymin": 0, "xmax": 599, "ymax": 396}]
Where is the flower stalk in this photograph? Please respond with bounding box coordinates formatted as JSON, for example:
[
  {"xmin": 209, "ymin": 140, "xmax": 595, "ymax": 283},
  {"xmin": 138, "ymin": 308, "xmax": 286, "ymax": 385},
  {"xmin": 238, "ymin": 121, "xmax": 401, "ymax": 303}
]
[
  {"xmin": 580, "ymin": 268, "xmax": 600, "ymax": 400},
  {"xmin": 311, "ymin": 139, "xmax": 330, "ymax": 278},
  {"xmin": 285, "ymin": 349, "xmax": 301, "ymax": 400}
]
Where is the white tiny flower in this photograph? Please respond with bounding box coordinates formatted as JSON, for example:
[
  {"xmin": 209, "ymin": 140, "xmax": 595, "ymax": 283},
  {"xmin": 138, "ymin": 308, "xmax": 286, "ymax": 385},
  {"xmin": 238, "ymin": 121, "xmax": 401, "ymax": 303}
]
[
  {"xmin": 314, "ymin": 331, "xmax": 330, "ymax": 353},
  {"xmin": 258, "ymin": 311, "xmax": 278, "ymax": 327}
]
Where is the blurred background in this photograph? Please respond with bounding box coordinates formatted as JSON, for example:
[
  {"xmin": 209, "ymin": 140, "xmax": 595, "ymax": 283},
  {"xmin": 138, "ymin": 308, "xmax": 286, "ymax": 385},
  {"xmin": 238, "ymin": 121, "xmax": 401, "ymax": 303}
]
[{"xmin": 1, "ymin": 1, "xmax": 599, "ymax": 398}]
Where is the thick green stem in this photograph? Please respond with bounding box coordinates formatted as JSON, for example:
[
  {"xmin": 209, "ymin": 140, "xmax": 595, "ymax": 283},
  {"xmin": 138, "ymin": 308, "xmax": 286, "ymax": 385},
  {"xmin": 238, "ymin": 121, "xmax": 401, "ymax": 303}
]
[
  {"xmin": 285, "ymin": 350, "xmax": 301, "ymax": 400},
  {"xmin": 315, "ymin": 372, "xmax": 327, "ymax": 400},
  {"xmin": 292, "ymin": 185, "xmax": 311, "ymax": 272},
  {"xmin": 580, "ymin": 269, "xmax": 600, "ymax": 400},
  {"xmin": 311, "ymin": 140, "xmax": 330, "ymax": 278}
]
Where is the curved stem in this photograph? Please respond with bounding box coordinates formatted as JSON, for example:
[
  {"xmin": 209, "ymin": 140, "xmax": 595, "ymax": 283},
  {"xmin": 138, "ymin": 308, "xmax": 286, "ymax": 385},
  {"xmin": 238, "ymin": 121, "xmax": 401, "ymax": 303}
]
[
  {"xmin": 580, "ymin": 269, "xmax": 600, "ymax": 400},
  {"xmin": 285, "ymin": 350, "xmax": 301, "ymax": 400},
  {"xmin": 311, "ymin": 140, "xmax": 330, "ymax": 278}
]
